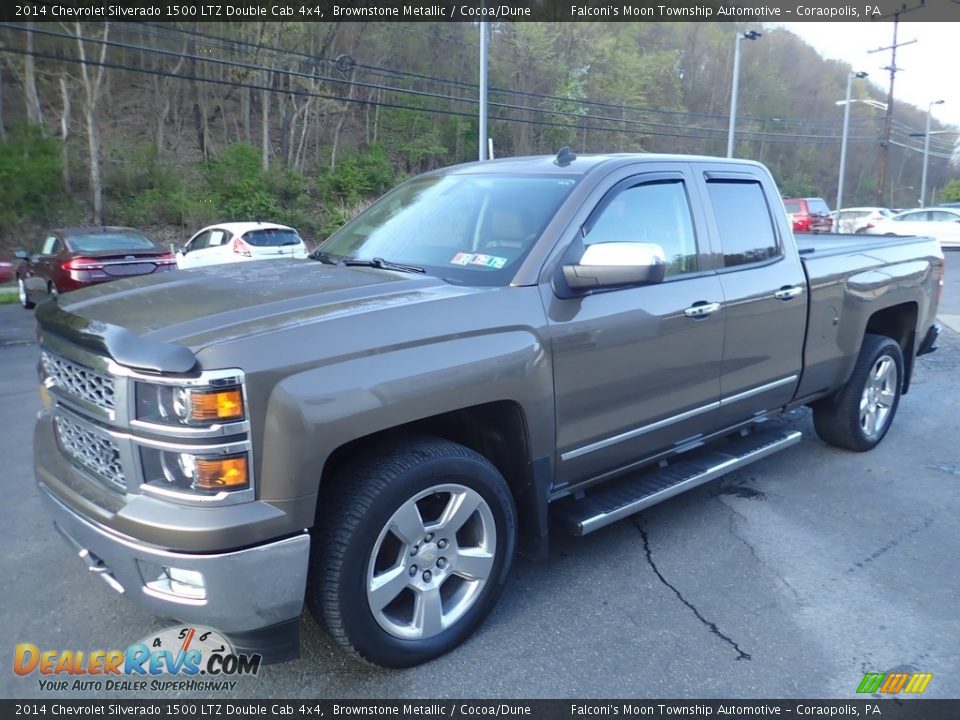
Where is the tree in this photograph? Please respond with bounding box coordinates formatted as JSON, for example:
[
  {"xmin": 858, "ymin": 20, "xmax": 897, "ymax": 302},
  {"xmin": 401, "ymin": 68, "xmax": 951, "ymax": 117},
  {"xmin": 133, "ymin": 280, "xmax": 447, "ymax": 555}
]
[
  {"xmin": 941, "ymin": 179, "xmax": 960, "ymax": 203},
  {"xmin": 71, "ymin": 22, "xmax": 110, "ymax": 224}
]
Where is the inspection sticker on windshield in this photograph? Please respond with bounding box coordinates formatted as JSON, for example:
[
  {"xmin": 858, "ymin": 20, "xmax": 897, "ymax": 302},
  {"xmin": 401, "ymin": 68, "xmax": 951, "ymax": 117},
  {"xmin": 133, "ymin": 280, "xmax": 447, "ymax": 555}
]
[{"xmin": 450, "ymin": 252, "xmax": 507, "ymax": 269}]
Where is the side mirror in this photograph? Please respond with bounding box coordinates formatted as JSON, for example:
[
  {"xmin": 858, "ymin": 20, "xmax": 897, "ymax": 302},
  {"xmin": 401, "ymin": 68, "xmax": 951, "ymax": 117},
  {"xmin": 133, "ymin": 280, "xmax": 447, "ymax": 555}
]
[
  {"xmin": 173, "ymin": 243, "xmax": 187, "ymax": 255},
  {"xmin": 14, "ymin": 249, "xmax": 29, "ymax": 260},
  {"xmin": 561, "ymin": 242, "xmax": 667, "ymax": 294}
]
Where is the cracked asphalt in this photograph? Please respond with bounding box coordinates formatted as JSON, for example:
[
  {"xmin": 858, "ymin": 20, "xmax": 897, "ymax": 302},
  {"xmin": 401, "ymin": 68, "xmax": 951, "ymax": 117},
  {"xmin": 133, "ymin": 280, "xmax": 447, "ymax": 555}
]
[{"xmin": 2, "ymin": 253, "xmax": 959, "ymax": 699}]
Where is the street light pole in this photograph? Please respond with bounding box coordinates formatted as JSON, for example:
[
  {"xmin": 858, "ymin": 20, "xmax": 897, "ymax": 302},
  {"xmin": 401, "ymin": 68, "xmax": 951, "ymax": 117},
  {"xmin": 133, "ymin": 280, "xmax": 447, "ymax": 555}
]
[
  {"xmin": 478, "ymin": 21, "xmax": 488, "ymax": 161},
  {"xmin": 920, "ymin": 99, "xmax": 945, "ymax": 208},
  {"xmin": 726, "ymin": 30, "xmax": 761, "ymax": 158},
  {"xmin": 836, "ymin": 71, "xmax": 868, "ymax": 215}
]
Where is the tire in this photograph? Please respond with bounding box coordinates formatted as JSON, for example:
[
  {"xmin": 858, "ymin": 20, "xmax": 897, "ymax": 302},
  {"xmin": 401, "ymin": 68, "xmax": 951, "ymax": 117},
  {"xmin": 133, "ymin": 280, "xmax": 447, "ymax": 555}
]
[
  {"xmin": 812, "ymin": 334, "xmax": 904, "ymax": 451},
  {"xmin": 307, "ymin": 436, "xmax": 517, "ymax": 668},
  {"xmin": 17, "ymin": 277, "xmax": 35, "ymax": 309},
  {"xmin": 48, "ymin": 282, "xmax": 59, "ymax": 300}
]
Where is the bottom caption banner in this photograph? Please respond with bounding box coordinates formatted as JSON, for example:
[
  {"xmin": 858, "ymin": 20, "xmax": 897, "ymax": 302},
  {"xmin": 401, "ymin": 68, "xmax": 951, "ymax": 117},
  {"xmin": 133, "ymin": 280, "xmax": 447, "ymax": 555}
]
[{"xmin": 4, "ymin": 701, "xmax": 960, "ymax": 720}]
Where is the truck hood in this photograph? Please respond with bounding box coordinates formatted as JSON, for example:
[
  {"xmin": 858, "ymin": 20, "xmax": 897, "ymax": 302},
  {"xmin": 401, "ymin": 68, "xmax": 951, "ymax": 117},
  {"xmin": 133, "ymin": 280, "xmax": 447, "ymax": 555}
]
[{"xmin": 38, "ymin": 261, "xmax": 487, "ymax": 372}]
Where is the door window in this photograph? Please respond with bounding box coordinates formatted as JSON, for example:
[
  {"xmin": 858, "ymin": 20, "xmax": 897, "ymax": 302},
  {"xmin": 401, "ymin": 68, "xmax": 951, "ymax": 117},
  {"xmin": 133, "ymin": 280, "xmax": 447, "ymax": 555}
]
[
  {"xmin": 40, "ymin": 236, "xmax": 60, "ymax": 256},
  {"xmin": 188, "ymin": 231, "xmax": 213, "ymax": 251},
  {"xmin": 584, "ymin": 180, "xmax": 699, "ymax": 277},
  {"xmin": 706, "ymin": 180, "xmax": 781, "ymax": 268}
]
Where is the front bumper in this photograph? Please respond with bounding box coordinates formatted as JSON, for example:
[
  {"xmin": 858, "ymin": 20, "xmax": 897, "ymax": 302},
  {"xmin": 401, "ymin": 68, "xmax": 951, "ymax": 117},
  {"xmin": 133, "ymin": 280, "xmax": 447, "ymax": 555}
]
[{"xmin": 40, "ymin": 485, "xmax": 309, "ymax": 662}]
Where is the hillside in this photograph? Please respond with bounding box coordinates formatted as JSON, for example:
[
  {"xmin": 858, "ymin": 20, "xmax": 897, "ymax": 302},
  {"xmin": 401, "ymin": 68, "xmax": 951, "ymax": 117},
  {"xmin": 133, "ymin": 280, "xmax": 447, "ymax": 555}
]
[{"xmin": 1, "ymin": 21, "xmax": 958, "ymax": 253}]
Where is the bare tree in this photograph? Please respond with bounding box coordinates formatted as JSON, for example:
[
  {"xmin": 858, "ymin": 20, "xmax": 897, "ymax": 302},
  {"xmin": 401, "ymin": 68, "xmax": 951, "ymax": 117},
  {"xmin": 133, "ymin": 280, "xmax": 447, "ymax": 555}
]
[
  {"xmin": 59, "ymin": 74, "xmax": 71, "ymax": 192},
  {"xmin": 24, "ymin": 22, "xmax": 45, "ymax": 126},
  {"xmin": 72, "ymin": 22, "xmax": 110, "ymax": 224}
]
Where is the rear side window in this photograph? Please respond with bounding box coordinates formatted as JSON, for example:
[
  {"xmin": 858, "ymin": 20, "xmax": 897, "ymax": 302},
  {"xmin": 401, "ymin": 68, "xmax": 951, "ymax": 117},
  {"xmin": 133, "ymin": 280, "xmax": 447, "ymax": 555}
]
[
  {"xmin": 242, "ymin": 228, "xmax": 302, "ymax": 247},
  {"xmin": 783, "ymin": 200, "xmax": 802, "ymax": 214},
  {"xmin": 706, "ymin": 180, "xmax": 781, "ymax": 268},
  {"xmin": 69, "ymin": 232, "xmax": 157, "ymax": 253}
]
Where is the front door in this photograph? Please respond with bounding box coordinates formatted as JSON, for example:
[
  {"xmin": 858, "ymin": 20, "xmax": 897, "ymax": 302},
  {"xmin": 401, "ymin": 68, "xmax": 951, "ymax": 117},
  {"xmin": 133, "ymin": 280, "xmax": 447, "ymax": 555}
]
[{"xmin": 547, "ymin": 171, "xmax": 725, "ymax": 488}]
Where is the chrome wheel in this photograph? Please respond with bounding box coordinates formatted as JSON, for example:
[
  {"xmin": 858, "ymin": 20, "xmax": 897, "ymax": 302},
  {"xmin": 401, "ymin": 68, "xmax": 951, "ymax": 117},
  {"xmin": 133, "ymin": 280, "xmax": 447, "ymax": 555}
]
[
  {"xmin": 859, "ymin": 355, "xmax": 897, "ymax": 439},
  {"xmin": 366, "ymin": 483, "xmax": 497, "ymax": 640}
]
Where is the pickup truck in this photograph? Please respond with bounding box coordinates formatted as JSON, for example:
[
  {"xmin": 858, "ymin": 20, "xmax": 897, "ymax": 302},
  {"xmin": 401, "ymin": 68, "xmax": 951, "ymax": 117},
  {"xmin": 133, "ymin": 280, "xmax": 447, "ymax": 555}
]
[{"xmin": 31, "ymin": 152, "xmax": 943, "ymax": 668}]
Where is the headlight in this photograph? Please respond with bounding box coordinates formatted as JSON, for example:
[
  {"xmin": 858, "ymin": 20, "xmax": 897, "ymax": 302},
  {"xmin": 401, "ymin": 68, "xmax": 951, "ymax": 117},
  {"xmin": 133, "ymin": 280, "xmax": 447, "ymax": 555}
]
[
  {"xmin": 141, "ymin": 448, "xmax": 250, "ymax": 494},
  {"xmin": 136, "ymin": 383, "xmax": 245, "ymax": 426}
]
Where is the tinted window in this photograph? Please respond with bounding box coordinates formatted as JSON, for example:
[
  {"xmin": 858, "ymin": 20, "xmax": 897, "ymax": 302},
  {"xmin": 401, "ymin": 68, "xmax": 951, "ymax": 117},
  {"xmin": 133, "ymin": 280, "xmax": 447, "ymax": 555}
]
[
  {"xmin": 894, "ymin": 211, "xmax": 925, "ymax": 222},
  {"xmin": 69, "ymin": 231, "xmax": 158, "ymax": 253},
  {"xmin": 928, "ymin": 211, "xmax": 960, "ymax": 223},
  {"xmin": 706, "ymin": 180, "xmax": 781, "ymax": 268},
  {"xmin": 243, "ymin": 228, "xmax": 303, "ymax": 247},
  {"xmin": 584, "ymin": 180, "xmax": 698, "ymax": 277}
]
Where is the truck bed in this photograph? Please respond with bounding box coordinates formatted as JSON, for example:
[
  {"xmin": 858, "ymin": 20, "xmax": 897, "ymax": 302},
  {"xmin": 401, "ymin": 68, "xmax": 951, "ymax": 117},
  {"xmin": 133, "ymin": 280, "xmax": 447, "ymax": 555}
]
[
  {"xmin": 792, "ymin": 231, "xmax": 942, "ymax": 402},
  {"xmin": 794, "ymin": 232, "xmax": 923, "ymax": 258}
]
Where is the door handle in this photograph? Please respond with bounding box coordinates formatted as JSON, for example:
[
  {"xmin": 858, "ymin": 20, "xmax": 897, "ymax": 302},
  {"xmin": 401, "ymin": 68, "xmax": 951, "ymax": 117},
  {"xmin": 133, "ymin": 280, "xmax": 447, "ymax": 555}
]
[
  {"xmin": 774, "ymin": 285, "xmax": 803, "ymax": 301},
  {"xmin": 684, "ymin": 302, "xmax": 721, "ymax": 319}
]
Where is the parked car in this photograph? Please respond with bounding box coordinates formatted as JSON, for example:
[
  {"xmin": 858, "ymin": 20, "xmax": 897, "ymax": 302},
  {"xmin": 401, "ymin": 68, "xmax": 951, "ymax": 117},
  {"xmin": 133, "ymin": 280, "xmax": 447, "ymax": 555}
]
[
  {"xmin": 783, "ymin": 197, "xmax": 833, "ymax": 233},
  {"xmin": 834, "ymin": 207, "xmax": 895, "ymax": 234},
  {"xmin": 32, "ymin": 152, "xmax": 943, "ymax": 668},
  {"xmin": 176, "ymin": 221, "xmax": 309, "ymax": 269},
  {"xmin": 0, "ymin": 259, "xmax": 13, "ymax": 285},
  {"xmin": 865, "ymin": 207, "xmax": 960, "ymax": 248},
  {"xmin": 14, "ymin": 227, "xmax": 176, "ymax": 309}
]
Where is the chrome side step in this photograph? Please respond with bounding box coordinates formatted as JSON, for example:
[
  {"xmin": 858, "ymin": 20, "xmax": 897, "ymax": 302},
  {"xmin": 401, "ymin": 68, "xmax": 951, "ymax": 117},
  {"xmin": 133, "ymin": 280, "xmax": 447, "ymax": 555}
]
[{"xmin": 552, "ymin": 428, "xmax": 802, "ymax": 536}]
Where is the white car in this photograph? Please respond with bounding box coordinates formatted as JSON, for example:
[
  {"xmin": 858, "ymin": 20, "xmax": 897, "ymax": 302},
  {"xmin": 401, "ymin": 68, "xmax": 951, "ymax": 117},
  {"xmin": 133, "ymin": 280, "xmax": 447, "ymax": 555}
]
[
  {"xmin": 866, "ymin": 207, "xmax": 960, "ymax": 248},
  {"xmin": 176, "ymin": 222, "xmax": 310, "ymax": 269},
  {"xmin": 834, "ymin": 207, "xmax": 894, "ymax": 234}
]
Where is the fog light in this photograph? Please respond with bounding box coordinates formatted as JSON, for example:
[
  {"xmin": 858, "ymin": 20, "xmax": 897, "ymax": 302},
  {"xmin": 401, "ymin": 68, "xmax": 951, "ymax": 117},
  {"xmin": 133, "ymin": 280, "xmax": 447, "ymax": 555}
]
[
  {"xmin": 168, "ymin": 568, "xmax": 206, "ymax": 598},
  {"xmin": 146, "ymin": 567, "xmax": 207, "ymax": 602}
]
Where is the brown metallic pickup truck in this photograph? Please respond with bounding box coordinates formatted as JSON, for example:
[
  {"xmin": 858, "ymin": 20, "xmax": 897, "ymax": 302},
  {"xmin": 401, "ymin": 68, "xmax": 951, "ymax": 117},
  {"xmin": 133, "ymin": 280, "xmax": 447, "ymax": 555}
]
[{"xmin": 31, "ymin": 153, "xmax": 943, "ymax": 668}]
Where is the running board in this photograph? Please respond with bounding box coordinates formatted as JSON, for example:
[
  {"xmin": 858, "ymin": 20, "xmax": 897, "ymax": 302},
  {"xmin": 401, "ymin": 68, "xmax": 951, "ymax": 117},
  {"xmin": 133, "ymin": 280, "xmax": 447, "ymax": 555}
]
[{"xmin": 552, "ymin": 428, "xmax": 802, "ymax": 536}]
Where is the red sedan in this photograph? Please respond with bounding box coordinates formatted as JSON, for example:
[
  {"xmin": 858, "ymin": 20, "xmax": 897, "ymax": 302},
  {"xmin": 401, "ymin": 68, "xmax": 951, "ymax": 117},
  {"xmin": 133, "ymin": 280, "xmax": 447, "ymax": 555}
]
[
  {"xmin": 15, "ymin": 227, "xmax": 176, "ymax": 309},
  {"xmin": 0, "ymin": 260, "xmax": 12, "ymax": 285}
]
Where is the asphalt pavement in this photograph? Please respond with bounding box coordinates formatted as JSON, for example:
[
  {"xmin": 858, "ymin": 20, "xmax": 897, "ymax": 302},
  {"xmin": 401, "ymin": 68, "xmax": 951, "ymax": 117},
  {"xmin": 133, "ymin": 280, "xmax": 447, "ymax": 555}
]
[{"xmin": 2, "ymin": 256, "xmax": 959, "ymax": 699}]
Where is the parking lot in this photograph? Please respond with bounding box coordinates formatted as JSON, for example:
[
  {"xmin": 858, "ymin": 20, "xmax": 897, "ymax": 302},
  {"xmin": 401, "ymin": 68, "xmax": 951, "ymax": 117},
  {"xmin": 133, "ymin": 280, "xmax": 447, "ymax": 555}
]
[{"xmin": 2, "ymin": 260, "xmax": 959, "ymax": 700}]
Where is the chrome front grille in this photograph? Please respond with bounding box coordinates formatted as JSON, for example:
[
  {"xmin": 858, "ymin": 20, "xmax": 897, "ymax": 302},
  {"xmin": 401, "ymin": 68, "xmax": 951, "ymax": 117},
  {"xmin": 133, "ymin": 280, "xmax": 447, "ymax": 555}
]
[
  {"xmin": 54, "ymin": 415, "xmax": 127, "ymax": 492},
  {"xmin": 41, "ymin": 351, "xmax": 116, "ymax": 412}
]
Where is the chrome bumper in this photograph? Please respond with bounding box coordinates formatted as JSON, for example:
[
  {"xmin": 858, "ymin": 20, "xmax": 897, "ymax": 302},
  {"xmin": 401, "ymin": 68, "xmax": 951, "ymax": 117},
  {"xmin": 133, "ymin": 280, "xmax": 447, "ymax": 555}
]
[{"xmin": 40, "ymin": 485, "xmax": 309, "ymax": 636}]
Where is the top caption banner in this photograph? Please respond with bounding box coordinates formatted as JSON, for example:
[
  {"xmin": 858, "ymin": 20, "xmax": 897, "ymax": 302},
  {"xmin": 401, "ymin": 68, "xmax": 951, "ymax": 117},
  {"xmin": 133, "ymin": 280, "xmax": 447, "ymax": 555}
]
[{"xmin": 7, "ymin": 0, "xmax": 960, "ymax": 23}]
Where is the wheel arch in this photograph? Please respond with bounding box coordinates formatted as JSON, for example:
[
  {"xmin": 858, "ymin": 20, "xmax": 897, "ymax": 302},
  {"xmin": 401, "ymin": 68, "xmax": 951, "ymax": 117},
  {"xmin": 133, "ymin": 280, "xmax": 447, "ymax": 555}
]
[
  {"xmin": 864, "ymin": 301, "xmax": 918, "ymax": 394},
  {"xmin": 318, "ymin": 401, "xmax": 550, "ymax": 559}
]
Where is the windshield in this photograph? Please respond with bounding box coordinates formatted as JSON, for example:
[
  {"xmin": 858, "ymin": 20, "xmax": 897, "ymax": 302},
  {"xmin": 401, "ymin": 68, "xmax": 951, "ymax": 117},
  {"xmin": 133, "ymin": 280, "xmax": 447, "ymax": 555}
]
[
  {"xmin": 68, "ymin": 232, "xmax": 159, "ymax": 253},
  {"xmin": 317, "ymin": 173, "xmax": 579, "ymax": 286},
  {"xmin": 243, "ymin": 228, "xmax": 303, "ymax": 247}
]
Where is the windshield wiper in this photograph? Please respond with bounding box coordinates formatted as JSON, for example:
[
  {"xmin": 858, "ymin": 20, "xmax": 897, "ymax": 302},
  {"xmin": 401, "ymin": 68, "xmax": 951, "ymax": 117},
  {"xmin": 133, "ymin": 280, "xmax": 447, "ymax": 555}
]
[
  {"xmin": 344, "ymin": 257, "xmax": 426, "ymax": 274},
  {"xmin": 308, "ymin": 250, "xmax": 344, "ymax": 265}
]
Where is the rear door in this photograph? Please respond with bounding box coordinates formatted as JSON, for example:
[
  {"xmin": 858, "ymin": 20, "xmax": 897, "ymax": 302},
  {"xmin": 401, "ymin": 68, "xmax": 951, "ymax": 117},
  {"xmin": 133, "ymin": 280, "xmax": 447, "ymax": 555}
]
[
  {"xmin": 696, "ymin": 166, "xmax": 807, "ymax": 427},
  {"xmin": 546, "ymin": 165, "xmax": 726, "ymax": 488}
]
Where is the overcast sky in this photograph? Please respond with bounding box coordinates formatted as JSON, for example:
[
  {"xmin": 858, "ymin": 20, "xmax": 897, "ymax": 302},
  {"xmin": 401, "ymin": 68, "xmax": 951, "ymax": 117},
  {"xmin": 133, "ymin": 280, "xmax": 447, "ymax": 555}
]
[{"xmin": 776, "ymin": 22, "xmax": 960, "ymax": 129}]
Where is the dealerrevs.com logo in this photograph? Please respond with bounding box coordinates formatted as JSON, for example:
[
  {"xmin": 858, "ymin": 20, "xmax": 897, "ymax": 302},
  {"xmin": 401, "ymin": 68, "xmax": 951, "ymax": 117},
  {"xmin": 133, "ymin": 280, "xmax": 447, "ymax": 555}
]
[{"xmin": 14, "ymin": 626, "xmax": 260, "ymax": 692}]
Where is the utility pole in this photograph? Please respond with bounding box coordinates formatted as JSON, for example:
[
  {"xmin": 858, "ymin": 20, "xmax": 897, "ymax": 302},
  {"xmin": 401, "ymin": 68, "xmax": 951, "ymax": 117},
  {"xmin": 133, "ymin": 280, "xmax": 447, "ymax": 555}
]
[{"xmin": 869, "ymin": 4, "xmax": 922, "ymax": 205}]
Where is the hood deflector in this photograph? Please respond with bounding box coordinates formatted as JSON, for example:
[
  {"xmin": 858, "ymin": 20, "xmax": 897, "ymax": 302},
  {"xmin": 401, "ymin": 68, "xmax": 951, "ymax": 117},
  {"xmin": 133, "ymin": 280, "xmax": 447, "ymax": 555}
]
[{"xmin": 36, "ymin": 300, "xmax": 198, "ymax": 374}]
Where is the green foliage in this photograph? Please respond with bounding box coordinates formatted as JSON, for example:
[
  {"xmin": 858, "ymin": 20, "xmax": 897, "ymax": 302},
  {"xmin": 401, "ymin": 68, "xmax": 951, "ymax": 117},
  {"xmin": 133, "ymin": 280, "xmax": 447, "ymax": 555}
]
[
  {"xmin": 941, "ymin": 180, "xmax": 960, "ymax": 202},
  {"xmin": 318, "ymin": 144, "xmax": 397, "ymax": 204},
  {"xmin": 0, "ymin": 124, "xmax": 63, "ymax": 228},
  {"xmin": 106, "ymin": 143, "xmax": 190, "ymax": 226}
]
